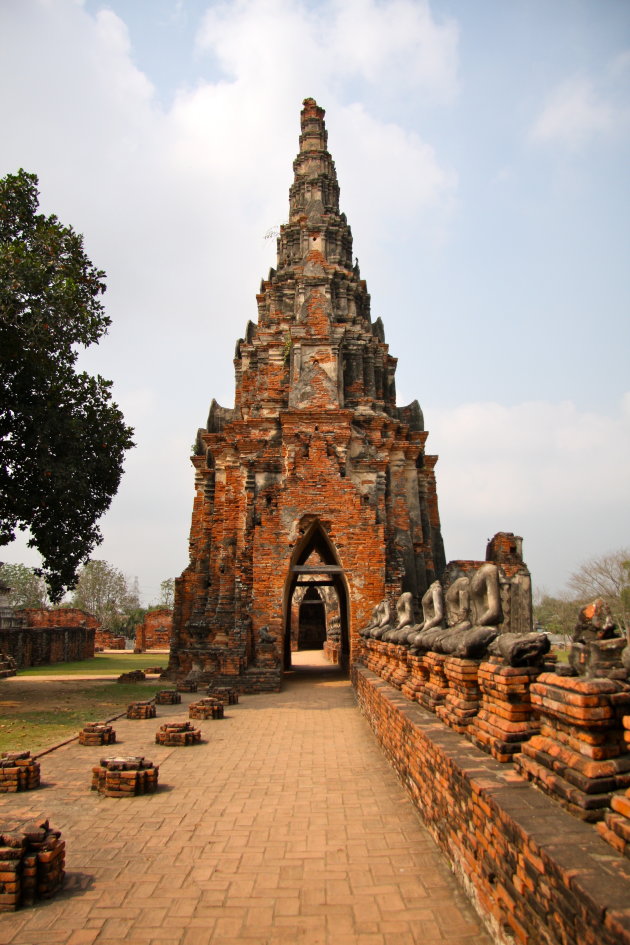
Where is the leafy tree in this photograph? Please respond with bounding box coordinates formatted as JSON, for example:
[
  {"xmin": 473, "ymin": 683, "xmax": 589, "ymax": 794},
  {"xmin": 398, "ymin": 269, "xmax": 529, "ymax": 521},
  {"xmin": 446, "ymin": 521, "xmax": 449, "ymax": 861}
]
[
  {"xmin": 567, "ymin": 548, "xmax": 630, "ymax": 632},
  {"xmin": 0, "ymin": 169, "xmax": 134, "ymax": 601},
  {"xmin": 70, "ymin": 559, "xmax": 140, "ymax": 633},
  {"xmin": 0, "ymin": 561, "xmax": 49, "ymax": 609},
  {"xmin": 159, "ymin": 577, "xmax": 175, "ymax": 609},
  {"xmin": 533, "ymin": 592, "xmax": 579, "ymax": 642}
]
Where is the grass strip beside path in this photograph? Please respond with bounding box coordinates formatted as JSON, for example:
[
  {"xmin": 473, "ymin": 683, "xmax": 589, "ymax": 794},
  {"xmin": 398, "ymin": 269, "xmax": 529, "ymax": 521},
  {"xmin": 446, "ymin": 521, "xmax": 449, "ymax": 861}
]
[
  {"xmin": 0, "ymin": 681, "xmax": 165, "ymax": 753},
  {"xmin": 18, "ymin": 653, "xmax": 168, "ymax": 676}
]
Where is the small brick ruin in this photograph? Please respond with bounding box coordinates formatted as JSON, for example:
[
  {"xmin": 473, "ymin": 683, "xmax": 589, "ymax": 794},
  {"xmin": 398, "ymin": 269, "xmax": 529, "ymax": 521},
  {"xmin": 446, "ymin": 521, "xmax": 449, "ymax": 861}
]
[
  {"xmin": 189, "ymin": 699, "xmax": 224, "ymax": 720},
  {"xmin": 91, "ymin": 757, "xmax": 159, "ymax": 797},
  {"xmin": 134, "ymin": 609, "xmax": 172, "ymax": 652},
  {"xmin": 168, "ymin": 98, "xmax": 446, "ymax": 692},
  {"xmin": 117, "ymin": 670, "xmax": 146, "ymax": 683},
  {"xmin": 155, "ymin": 689, "xmax": 181, "ymax": 705},
  {"xmin": 155, "ymin": 722, "xmax": 201, "ymax": 746},
  {"xmin": 0, "ymin": 752, "xmax": 41, "ymax": 793},
  {"xmin": 78, "ymin": 723, "xmax": 116, "ymax": 746},
  {"xmin": 515, "ymin": 673, "xmax": 630, "ymax": 821},
  {"xmin": 207, "ymin": 686, "xmax": 239, "ymax": 705},
  {"xmin": 126, "ymin": 701, "xmax": 156, "ymax": 720},
  {"xmin": 0, "ymin": 818, "xmax": 65, "ymax": 911}
]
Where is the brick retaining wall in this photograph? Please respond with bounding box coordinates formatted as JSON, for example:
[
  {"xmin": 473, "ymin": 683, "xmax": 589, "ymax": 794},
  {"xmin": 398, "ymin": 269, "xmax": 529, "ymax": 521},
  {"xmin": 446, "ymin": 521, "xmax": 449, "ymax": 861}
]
[
  {"xmin": 352, "ymin": 664, "xmax": 630, "ymax": 945},
  {"xmin": 0, "ymin": 625, "xmax": 94, "ymax": 669}
]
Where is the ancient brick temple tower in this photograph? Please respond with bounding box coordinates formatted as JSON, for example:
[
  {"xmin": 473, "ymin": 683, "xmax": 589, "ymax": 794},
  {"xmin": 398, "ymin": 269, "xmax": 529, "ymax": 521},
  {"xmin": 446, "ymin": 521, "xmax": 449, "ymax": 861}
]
[{"xmin": 168, "ymin": 98, "xmax": 446, "ymax": 690}]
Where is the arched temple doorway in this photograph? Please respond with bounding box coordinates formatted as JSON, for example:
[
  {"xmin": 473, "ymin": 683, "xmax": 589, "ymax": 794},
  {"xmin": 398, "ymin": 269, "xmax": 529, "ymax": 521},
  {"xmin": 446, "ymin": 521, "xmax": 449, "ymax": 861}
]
[{"xmin": 283, "ymin": 520, "xmax": 350, "ymax": 672}]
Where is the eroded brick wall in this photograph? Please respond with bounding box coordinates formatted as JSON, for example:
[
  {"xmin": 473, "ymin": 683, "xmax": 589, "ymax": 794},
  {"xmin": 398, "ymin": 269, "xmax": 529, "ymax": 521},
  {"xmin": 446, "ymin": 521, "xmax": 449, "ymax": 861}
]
[
  {"xmin": 352, "ymin": 665, "xmax": 630, "ymax": 945},
  {"xmin": 2, "ymin": 609, "xmax": 96, "ymax": 668},
  {"xmin": 134, "ymin": 609, "xmax": 172, "ymax": 651}
]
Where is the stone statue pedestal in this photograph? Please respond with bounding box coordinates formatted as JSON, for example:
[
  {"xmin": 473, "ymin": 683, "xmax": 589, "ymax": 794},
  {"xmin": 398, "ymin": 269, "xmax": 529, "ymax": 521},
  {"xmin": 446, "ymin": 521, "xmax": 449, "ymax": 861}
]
[
  {"xmin": 419, "ymin": 653, "xmax": 449, "ymax": 712},
  {"xmin": 470, "ymin": 661, "xmax": 542, "ymax": 762},
  {"xmin": 436, "ymin": 658, "xmax": 481, "ymax": 733},
  {"xmin": 389, "ymin": 646, "xmax": 410, "ymax": 691},
  {"xmin": 514, "ymin": 672, "xmax": 630, "ymax": 821},
  {"xmin": 401, "ymin": 654, "xmax": 429, "ymax": 702}
]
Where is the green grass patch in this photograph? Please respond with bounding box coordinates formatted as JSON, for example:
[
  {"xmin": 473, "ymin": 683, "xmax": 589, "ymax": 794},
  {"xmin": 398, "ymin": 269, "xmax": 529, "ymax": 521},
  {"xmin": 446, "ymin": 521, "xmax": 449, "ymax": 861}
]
[
  {"xmin": 18, "ymin": 653, "xmax": 167, "ymax": 676},
  {"xmin": 0, "ymin": 681, "xmax": 164, "ymax": 753}
]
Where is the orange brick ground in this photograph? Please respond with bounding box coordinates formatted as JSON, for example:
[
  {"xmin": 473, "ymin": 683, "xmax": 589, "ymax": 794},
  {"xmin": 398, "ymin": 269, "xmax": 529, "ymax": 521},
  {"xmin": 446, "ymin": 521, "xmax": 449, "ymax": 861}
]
[{"xmin": 0, "ymin": 657, "xmax": 489, "ymax": 945}]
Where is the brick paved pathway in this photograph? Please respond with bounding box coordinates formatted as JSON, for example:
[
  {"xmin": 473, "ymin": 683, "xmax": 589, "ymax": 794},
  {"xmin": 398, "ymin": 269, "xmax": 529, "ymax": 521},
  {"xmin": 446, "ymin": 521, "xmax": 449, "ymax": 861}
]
[{"xmin": 0, "ymin": 659, "xmax": 491, "ymax": 944}]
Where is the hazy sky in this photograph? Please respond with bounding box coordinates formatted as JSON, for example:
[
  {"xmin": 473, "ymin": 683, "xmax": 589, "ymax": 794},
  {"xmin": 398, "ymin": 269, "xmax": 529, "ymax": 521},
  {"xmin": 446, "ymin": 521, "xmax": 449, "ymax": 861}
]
[{"xmin": 1, "ymin": 0, "xmax": 628, "ymax": 604}]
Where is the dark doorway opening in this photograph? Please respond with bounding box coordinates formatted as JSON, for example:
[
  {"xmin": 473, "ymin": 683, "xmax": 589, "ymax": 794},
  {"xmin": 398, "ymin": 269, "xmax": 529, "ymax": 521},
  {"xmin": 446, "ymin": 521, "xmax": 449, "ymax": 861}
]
[{"xmin": 283, "ymin": 519, "xmax": 350, "ymax": 675}]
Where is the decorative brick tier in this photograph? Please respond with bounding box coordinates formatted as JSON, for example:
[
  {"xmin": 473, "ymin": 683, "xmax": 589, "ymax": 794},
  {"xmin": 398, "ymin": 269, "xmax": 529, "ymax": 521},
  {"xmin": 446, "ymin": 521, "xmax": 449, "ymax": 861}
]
[
  {"xmin": 78, "ymin": 723, "xmax": 116, "ymax": 746},
  {"xmin": 155, "ymin": 722, "xmax": 201, "ymax": 746},
  {"xmin": 401, "ymin": 654, "xmax": 429, "ymax": 703},
  {"xmin": 0, "ymin": 752, "xmax": 40, "ymax": 793},
  {"xmin": 0, "ymin": 818, "xmax": 65, "ymax": 911},
  {"xmin": 353, "ymin": 664, "xmax": 630, "ymax": 945},
  {"xmin": 436, "ymin": 658, "xmax": 481, "ymax": 733},
  {"xmin": 390, "ymin": 646, "xmax": 411, "ymax": 691},
  {"xmin": 514, "ymin": 673, "xmax": 630, "ymax": 822},
  {"xmin": 189, "ymin": 699, "xmax": 224, "ymax": 720},
  {"xmin": 419, "ymin": 652, "xmax": 449, "ymax": 712},
  {"xmin": 126, "ymin": 701, "xmax": 156, "ymax": 720},
  {"xmin": 469, "ymin": 662, "xmax": 542, "ymax": 763},
  {"xmin": 91, "ymin": 757, "xmax": 159, "ymax": 797},
  {"xmin": 597, "ymin": 783, "xmax": 630, "ymax": 856},
  {"xmin": 155, "ymin": 689, "xmax": 181, "ymax": 705},
  {"xmin": 176, "ymin": 681, "xmax": 198, "ymax": 693},
  {"xmin": 207, "ymin": 687, "xmax": 239, "ymax": 705},
  {"xmin": 117, "ymin": 670, "xmax": 146, "ymax": 683}
]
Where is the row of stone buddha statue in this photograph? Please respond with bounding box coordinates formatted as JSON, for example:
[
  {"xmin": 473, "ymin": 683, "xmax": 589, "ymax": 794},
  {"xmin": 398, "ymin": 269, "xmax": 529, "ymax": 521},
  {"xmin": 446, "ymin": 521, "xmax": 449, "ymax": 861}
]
[{"xmin": 359, "ymin": 564, "xmax": 549, "ymax": 666}]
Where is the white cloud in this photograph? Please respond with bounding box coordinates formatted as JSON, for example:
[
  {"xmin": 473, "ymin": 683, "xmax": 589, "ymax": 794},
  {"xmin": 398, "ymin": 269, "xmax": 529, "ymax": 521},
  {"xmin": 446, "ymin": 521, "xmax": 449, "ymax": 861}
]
[
  {"xmin": 428, "ymin": 396, "xmax": 630, "ymax": 593},
  {"xmin": 531, "ymin": 57, "xmax": 630, "ymax": 150},
  {"xmin": 196, "ymin": 0, "xmax": 458, "ymax": 102}
]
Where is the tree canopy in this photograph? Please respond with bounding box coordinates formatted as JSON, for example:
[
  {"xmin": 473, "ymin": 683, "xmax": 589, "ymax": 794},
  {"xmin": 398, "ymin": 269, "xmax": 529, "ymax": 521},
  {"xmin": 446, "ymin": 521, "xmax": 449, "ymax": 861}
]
[
  {"xmin": 0, "ymin": 561, "xmax": 49, "ymax": 609},
  {"xmin": 568, "ymin": 548, "xmax": 630, "ymax": 632},
  {"xmin": 70, "ymin": 559, "xmax": 140, "ymax": 634},
  {"xmin": 0, "ymin": 169, "xmax": 134, "ymax": 601}
]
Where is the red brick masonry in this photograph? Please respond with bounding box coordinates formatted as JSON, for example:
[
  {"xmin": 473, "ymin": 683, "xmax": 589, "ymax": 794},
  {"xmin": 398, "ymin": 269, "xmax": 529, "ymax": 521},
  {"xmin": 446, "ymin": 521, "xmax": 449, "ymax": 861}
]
[{"xmin": 352, "ymin": 664, "xmax": 630, "ymax": 945}]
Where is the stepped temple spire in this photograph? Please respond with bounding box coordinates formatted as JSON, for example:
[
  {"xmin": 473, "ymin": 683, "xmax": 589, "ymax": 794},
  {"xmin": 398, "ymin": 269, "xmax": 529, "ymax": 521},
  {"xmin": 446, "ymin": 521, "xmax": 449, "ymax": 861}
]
[{"xmin": 168, "ymin": 99, "xmax": 446, "ymax": 691}]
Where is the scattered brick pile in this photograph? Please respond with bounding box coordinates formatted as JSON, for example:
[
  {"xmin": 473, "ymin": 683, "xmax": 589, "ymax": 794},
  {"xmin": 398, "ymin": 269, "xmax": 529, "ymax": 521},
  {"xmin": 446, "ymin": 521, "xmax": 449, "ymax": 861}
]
[
  {"xmin": 117, "ymin": 670, "xmax": 146, "ymax": 683},
  {"xmin": 155, "ymin": 722, "xmax": 201, "ymax": 746},
  {"xmin": 470, "ymin": 661, "xmax": 542, "ymax": 762},
  {"xmin": 189, "ymin": 699, "xmax": 224, "ymax": 720},
  {"xmin": 177, "ymin": 680, "xmax": 198, "ymax": 693},
  {"xmin": 91, "ymin": 757, "xmax": 159, "ymax": 797},
  {"xmin": 514, "ymin": 673, "xmax": 630, "ymax": 821},
  {"xmin": 207, "ymin": 687, "xmax": 239, "ymax": 705},
  {"xmin": 0, "ymin": 653, "xmax": 16, "ymax": 678},
  {"xmin": 126, "ymin": 701, "xmax": 156, "ymax": 720},
  {"xmin": 436, "ymin": 658, "xmax": 481, "ymax": 733},
  {"xmin": 78, "ymin": 723, "xmax": 116, "ymax": 746},
  {"xmin": 155, "ymin": 689, "xmax": 181, "ymax": 705},
  {"xmin": 0, "ymin": 752, "xmax": 40, "ymax": 793},
  {"xmin": 144, "ymin": 666, "xmax": 164, "ymax": 675},
  {"xmin": 0, "ymin": 818, "xmax": 65, "ymax": 911}
]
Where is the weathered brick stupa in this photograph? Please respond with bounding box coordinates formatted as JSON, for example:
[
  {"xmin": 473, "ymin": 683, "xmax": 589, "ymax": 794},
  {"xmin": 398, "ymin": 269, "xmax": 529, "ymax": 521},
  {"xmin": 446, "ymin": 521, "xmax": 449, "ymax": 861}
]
[{"xmin": 168, "ymin": 98, "xmax": 446, "ymax": 691}]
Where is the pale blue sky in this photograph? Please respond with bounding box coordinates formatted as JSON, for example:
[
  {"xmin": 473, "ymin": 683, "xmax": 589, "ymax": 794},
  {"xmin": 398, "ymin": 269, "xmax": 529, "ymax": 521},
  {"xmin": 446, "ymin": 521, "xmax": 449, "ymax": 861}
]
[{"xmin": 1, "ymin": 0, "xmax": 628, "ymax": 603}]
